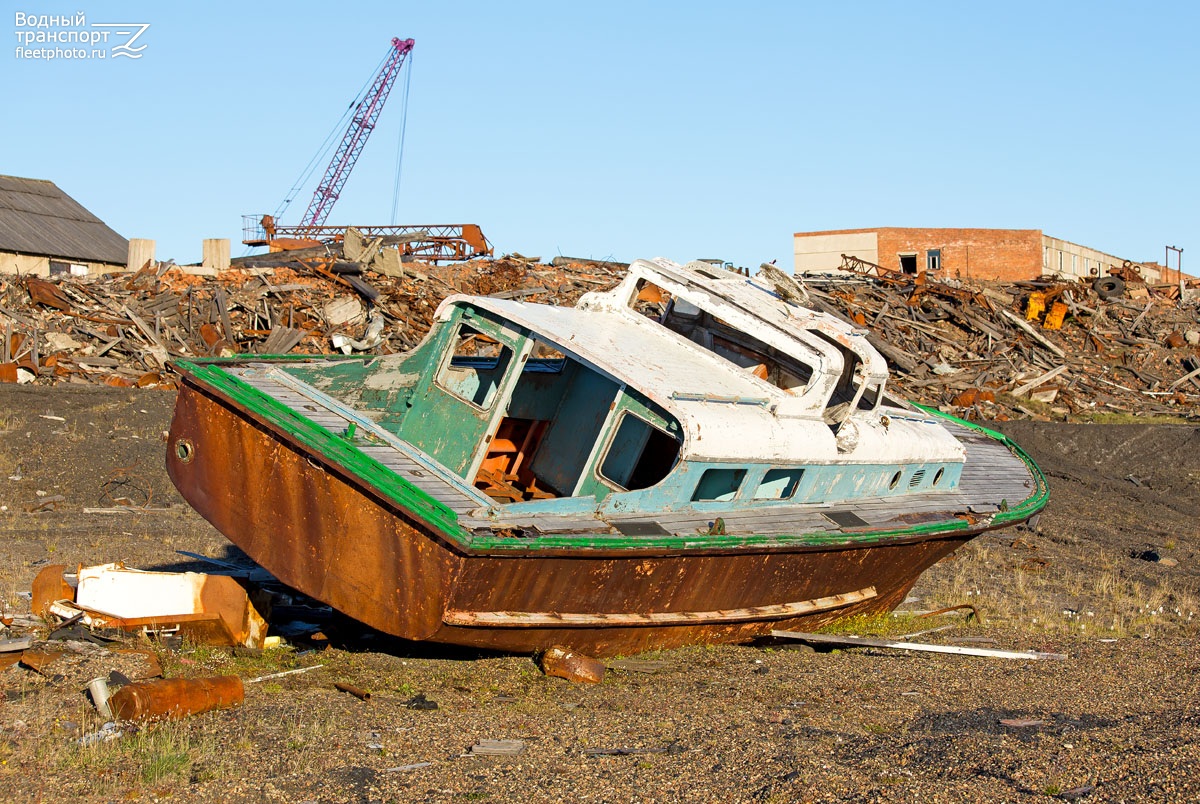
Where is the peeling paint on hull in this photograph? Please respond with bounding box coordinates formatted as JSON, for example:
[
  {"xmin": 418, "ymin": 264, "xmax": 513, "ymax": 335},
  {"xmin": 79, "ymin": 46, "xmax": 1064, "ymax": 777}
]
[{"xmin": 167, "ymin": 377, "xmax": 1031, "ymax": 657}]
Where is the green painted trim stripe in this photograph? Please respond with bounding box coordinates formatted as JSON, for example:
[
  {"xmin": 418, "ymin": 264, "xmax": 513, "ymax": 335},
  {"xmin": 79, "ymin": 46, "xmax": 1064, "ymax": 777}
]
[
  {"xmin": 174, "ymin": 359, "xmax": 1049, "ymax": 555},
  {"xmin": 469, "ymin": 407, "xmax": 1050, "ymax": 551},
  {"xmin": 912, "ymin": 403, "xmax": 1051, "ymax": 527},
  {"xmin": 175, "ymin": 359, "xmax": 475, "ymax": 546}
]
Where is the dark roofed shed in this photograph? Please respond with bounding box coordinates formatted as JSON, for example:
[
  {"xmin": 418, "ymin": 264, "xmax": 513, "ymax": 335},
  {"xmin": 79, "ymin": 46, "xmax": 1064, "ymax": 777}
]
[{"xmin": 0, "ymin": 175, "xmax": 127, "ymax": 265}]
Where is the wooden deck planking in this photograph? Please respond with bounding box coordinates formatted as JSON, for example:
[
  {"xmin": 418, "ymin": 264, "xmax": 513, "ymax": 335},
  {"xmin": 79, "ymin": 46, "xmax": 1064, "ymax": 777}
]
[{"xmin": 227, "ymin": 366, "xmax": 485, "ymax": 515}]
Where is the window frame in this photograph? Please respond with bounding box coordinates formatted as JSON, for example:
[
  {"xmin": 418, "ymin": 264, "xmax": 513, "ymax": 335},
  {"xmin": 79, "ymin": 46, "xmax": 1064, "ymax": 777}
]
[
  {"xmin": 433, "ymin": 322, "xmax": 515, "ymax": 412},
  {"xmin": 594, "ymin": 410, "xmax": 681, "ymax": 493}
]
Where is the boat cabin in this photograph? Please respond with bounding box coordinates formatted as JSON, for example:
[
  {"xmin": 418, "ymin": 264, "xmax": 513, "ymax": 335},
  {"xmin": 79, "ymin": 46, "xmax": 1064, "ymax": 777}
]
[{"xmin": 287, "ymin": 259, "xmax": 964, "ymax": 517}]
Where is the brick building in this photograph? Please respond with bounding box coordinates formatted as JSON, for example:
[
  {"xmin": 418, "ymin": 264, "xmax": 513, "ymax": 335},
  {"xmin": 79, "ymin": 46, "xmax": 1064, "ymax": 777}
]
[{"xmin": 792, "ymin": 227, "xmax": 1166, "ymax": 283}]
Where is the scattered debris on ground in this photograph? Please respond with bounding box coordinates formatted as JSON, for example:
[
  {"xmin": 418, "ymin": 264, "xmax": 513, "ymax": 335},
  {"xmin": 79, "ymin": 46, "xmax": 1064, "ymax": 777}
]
[{"xmin": 3, "ymin": 396, "xmax": 1200, "ymax": 799}]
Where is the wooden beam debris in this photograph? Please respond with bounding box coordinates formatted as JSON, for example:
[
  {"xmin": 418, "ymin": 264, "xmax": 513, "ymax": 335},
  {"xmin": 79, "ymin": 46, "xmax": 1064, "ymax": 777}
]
[{"xmin": 1, "ymin": 248, "xmax": 1197, "ymax": 425}]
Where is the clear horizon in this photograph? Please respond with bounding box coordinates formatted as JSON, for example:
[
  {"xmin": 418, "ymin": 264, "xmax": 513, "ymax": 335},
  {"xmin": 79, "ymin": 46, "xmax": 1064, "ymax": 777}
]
[{"xmin": 6, "ymin": 1, "xmax": 1196, "ymax": 273}]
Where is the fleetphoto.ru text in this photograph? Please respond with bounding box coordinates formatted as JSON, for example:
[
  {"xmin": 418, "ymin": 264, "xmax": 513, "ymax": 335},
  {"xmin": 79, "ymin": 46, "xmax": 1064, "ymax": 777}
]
[{"xmin": 14, "ymin": 11, "xmax": 149, "ymax": 61}]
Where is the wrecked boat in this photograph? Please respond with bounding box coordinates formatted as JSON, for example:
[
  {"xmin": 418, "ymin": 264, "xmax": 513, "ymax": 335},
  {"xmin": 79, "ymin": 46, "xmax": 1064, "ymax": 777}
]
[{"xmin": 166, "ymin": 258, "xmax": 1047, "ymax": 657}]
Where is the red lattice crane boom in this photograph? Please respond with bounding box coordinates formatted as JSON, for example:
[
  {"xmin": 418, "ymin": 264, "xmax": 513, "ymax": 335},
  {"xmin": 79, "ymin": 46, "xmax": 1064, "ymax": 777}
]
[{"xmin": 297, "ymin": 37, "xmax": 415, "ymax": 233}]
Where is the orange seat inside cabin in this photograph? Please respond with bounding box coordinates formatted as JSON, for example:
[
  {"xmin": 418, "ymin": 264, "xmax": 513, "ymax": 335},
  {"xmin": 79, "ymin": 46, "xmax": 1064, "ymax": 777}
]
[{"xmin": 472, "ymin": 417, "xmax": 556, "ymax": 503}]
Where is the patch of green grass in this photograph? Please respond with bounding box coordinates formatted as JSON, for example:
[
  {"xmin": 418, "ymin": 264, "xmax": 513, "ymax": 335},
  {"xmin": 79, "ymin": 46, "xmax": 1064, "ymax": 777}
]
[
  {"xmin": 60, "ymin": 719, "xmax": 215, "ymax": 794},
  {"xmin": 1077, "ymin": 412, "xmax": 1191, "ymax": 425},
  {"xmin": 140, "ymin": 745, "xmax": 191, "ymax": 785},
  {"xmin": 819, "ymin": 612, "xmax": 926, "ymax": 638},
  {"xmin": 159, "ymin": 638, "xmax": 305, "ymax": 680}
]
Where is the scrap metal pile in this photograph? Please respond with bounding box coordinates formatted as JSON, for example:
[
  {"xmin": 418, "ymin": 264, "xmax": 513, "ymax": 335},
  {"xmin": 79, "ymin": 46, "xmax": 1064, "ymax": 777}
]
[
  {"xmin": 0, "ymin": 252, "xmax": 624, "ymax": 390},
  {"xmin": 1, "ymin": 249, "xmax": 1197, "ymax": 422},
  {"xmin": 798, "ymin": 258, "xmax": 1200, "ymax": 421}
]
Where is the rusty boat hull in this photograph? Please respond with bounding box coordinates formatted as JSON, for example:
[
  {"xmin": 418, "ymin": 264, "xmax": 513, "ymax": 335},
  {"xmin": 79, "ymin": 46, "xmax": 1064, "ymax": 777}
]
[{"xmin": 166, "ymin": 368, "xmax": 1046, "ymax": 657}]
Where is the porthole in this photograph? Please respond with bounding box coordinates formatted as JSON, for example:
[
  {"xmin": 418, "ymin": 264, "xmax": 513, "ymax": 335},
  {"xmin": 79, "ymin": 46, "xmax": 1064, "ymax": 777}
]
[
  {"xmin": 175, "ymin": 439, "xmax": 195, "ymax": 464},
  {"xmin": 888, "ymin": 470, "xmax": 902, "ymax": 490},
  {"xmin": 933, "ymin": 468, "xmax": 945, "ymax": 487}
]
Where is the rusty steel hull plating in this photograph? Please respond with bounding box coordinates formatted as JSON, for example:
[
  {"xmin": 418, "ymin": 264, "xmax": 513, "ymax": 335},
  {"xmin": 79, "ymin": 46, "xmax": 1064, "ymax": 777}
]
[{"xmin": 168, "ymin": 379, "xmax": 986, "ymax": 657}]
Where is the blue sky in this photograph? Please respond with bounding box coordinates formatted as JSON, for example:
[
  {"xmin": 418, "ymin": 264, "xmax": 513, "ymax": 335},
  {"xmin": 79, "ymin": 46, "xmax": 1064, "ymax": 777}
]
[{"xmin": 6, "ymin": 2, "xmax": 1197, "ymax": 271}]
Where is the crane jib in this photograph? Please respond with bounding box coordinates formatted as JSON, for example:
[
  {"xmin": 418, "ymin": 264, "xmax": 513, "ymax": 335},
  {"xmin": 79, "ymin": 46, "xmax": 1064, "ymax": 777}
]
[{"xmin": 297, "ymin": 37, "xmax": 416, "ymax": 233}]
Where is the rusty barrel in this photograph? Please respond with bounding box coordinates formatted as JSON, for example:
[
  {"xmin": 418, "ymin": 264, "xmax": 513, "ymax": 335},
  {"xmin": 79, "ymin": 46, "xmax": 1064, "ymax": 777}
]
[{"xmin": 109, "ymin": 675, "xmax": 244, "ymax": 721}]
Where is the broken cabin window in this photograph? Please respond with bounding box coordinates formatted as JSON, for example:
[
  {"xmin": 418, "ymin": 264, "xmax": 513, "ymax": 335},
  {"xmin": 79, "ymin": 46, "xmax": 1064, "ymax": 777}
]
[
  {"xmin": 436, "ymin": 325, "xmax": 513, "ymax": 409},
  {"xmin": 661, "ymin": 302, "xmax": 815, "ymax": 394},
  {"xmin": 691, "ymin": 468, "xmax": 746, "ymax": 502},
  {"xmin": 598, "ymin": 412, "xmax": 681, "ymax": 491},
  {"xmin": 631, "ymin": 279, "xmax": 670, "ymax": 319},
  {"xmin": 857, "ymin": 382, "xmax": 882, "ymax": 411},
  {"xmin": 525, "ymin": 338, "xmax": 566, "ymax": 374},
  {"xmin": 753, "ymin": 468, "xmax": 804, "ymax": 500}
]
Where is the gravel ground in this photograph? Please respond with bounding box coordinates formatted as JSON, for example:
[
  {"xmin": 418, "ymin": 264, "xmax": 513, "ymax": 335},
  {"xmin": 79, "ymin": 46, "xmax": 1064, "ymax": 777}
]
[{"xmin": 1, "ymin": 385, "xmax": 1198, "ymax": 803}]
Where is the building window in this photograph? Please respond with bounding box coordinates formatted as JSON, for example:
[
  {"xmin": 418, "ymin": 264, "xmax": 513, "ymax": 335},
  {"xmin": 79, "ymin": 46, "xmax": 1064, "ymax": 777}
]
[
  {"xmin": 926, "ymin": 249, "xmax": 941, "ymax": 272},
  {"xmin": 1043, "ymin": 246, "xmax": 1050, "ymax": 269},
  {"xmin": 1072, "ymin": 254, "xmax": 1079, "ymax": 274},
  {"xmin": 1058, "ymin": 252, "xmax": 1064, "ymax": 273},
  {"xmin": 898, "ymin": 253, "xmax": 918, "ymax": 274},
  {"xmin": 50, "ymin": 261, "xmax": 87, "ymax": 277}
]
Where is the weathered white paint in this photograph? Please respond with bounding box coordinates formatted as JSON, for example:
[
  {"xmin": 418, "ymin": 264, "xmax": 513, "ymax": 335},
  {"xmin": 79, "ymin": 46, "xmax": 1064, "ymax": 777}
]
[{"xmin": 438, "ymin": 258, "xmax": 963, "ymax": 468}]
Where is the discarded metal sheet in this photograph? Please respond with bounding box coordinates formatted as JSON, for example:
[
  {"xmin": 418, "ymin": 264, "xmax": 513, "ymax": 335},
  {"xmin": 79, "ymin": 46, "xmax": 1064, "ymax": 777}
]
[
  {"xmin": 18, "ymin": 649, "xmax": 63, "ymax": 675},
  {"xmin": 0, "ymin": 635, "xmax": 34, "ymax": 653}
]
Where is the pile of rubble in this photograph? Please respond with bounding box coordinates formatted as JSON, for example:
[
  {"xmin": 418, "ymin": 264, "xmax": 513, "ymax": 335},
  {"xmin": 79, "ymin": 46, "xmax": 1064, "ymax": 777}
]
[
  {"xmin": 0, "ymin": 252, "xmax": 624, "ymax": 389},
  {"xmin": 797, "ymin": 261, "xmax": 1200, "ymax": 421},
  {"xmin": 1, "ymin": 248, "xmax": 1197, "ymax": 422}
]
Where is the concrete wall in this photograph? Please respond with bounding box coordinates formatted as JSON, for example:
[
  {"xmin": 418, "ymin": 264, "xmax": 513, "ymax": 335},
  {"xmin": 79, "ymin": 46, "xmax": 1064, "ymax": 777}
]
[
  {"xmin": 127, "ymin": 239, "xmax": 155, "ymax": 272},
  {"xmin": 0, "ymin": 251, "xmax": 124, "ymax": 277},
  {"xmin": 202, "ymin": 238, "xmax": 230, "ymax": 274},
  {"xmin": 793, "ymin": 231, "xmax": 878, "ymax": 273},
  {"xmin": 1041, "ymin": 236, "xmax": 1153, "ymax": 282}
]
